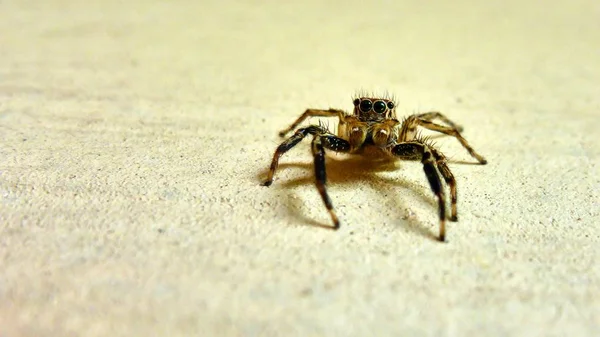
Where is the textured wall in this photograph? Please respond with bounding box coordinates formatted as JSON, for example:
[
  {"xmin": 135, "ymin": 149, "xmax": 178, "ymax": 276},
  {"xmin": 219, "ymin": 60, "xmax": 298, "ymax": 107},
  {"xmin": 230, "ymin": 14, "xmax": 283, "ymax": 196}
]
[{"xmin": 1, "ymin": 0, "xmax": 599, "ymax": 336}]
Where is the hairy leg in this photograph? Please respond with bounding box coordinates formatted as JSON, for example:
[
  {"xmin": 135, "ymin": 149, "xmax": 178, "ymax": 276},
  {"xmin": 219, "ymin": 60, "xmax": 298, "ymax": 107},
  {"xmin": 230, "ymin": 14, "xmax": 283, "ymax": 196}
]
[
  {"xmin": 278, "ymin": 108, "xmax": 346, "ymax": 137},
  {"xmin": 414, "ymin": 118, "xmax": 487, "ymax": 164},
  {"xmin": 416, "ymin": 111, "xmax": 464, "ymax": 132},
  {"xmin": 262, "ymin": 125, "xmax": 326, "ymax": 186},
  {"xmin": 263, "ymin": 124, "xmax": 352, "ymax": 229},
  {"xmin": 311, "ymin": 134, "xmax": 351, "ymax": 229},
  {"xmin": 431, "ymin": 149, "xmax": 458, "ymax": 221},
  {"xmin": 392, "ymin": 141, "xmax": 448, "ymax": 241}
]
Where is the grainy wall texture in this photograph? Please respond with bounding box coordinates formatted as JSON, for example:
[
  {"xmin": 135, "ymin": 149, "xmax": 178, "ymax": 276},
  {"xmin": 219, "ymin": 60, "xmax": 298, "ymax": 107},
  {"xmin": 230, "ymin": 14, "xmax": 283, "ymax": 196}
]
[{"xmin": 1, "ymin": 0, "xmax": 599, "ymax": 336}]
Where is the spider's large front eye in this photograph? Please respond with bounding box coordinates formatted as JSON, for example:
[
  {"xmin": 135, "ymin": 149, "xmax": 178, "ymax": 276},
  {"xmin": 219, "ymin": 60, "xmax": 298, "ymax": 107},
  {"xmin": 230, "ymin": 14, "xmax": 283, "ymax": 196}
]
[
  {"xmin": 373, "ymin": 101, "xmax": 387, "ymax": 114},
  {"xmin": 359, "ymin": 99, "xmax": 373, "ymax": 112}
]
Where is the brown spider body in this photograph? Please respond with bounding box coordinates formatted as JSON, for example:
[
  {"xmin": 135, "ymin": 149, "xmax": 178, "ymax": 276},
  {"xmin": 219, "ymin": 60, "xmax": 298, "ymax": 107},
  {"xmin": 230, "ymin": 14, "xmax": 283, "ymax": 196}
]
[{"xmin": 262, "ymin": 95, "xmax": 487, "ymax": 242}]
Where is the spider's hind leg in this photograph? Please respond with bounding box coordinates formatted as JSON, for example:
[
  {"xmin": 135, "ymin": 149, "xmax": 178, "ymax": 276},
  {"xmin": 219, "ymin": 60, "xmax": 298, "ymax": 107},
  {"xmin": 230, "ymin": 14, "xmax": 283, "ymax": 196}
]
[
  {"xmin": 415, "ymin": 112, "xmax": 487, "ymax": 164},
  {"xmin": 416, "ymin": 111, "xmax": 464, "ymax": 132},
  {"xmin": 278, "ymin": 108, "xmax": 346, "ymax": 137}
]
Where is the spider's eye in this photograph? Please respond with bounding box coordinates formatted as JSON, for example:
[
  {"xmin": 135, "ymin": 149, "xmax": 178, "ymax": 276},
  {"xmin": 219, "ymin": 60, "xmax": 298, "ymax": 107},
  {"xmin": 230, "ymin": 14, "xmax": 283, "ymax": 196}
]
[
  {"xmin": 373, "ymin": 101, "xmax": 387, "ymax": 114},
  {"xmin": 359, "ymin": 99, "xmax": 373, "ymax": 112},
  {"xmin": 353, "ymin": 98, "xmax": 360, "ymax": 106},
  {"xmin": 387, "ymin": 101, "xmax": 395, "ymax": 110}
]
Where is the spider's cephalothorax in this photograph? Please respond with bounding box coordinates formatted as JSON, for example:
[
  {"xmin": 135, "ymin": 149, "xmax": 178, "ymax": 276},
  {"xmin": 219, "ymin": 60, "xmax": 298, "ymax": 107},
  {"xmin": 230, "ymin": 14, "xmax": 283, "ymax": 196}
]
[{"xmin": 262, "ymin": 95, "xmax": 487, "ymax": 242}]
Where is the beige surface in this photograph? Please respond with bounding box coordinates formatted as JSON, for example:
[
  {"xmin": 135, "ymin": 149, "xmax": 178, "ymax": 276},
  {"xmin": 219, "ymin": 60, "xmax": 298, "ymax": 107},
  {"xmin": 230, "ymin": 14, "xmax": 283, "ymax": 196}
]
[{"xmin": 1, "ymin": 0, "xmax": 599, "ymax": 336}]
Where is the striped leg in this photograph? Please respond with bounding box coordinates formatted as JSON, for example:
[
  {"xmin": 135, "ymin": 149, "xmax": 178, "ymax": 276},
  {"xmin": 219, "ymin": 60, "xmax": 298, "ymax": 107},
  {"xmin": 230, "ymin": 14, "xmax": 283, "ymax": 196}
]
[
  {"xmin": 392, "ymin": 141, "xmax": 448, "ymax": 241},
  {"xmin": 432, "ymin": 149, "xmax": 458, "ymax": 221},
  {"xmin": 416, "ymin": 112, "xmax": 487, "ymax": 164},
  {"xmin": 263, "ymin": 124, "xmax": 352, "ymax": 230},
  {"xmin": 311, "ymin": 134, "xmax": 351, "ymax": 229},
  {"xmin": 262, "ymin": 125, "xmax": 325, "ymax": 187},
  {"xmin": 416, "ymin": 111, "xmax": 464, "ymax": 132},
  {"xmin": 278, "ymin": 108, "xmax": 346, "ymax": 137}
]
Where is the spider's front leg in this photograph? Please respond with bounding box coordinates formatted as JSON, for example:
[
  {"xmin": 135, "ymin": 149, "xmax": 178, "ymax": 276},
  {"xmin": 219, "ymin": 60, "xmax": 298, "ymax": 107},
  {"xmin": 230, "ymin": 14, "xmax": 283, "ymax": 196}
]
[
  {"xmin": 262, "ymin": 124, "xmax": 351, "ymax": 229},
  {"xmin": 392, "ymin": 141, "xmax": 449, "ymax": 242},
  {"xmin": 310, "ymin": 133, "xmax": 352, "ymax": 229},
  {"xmin": 434, "ymin": 155, "xmax": 458, "ymax": 222},
  {"xmin": 262, "ymin": 125, "xmax": 324, "ymax": 186}
]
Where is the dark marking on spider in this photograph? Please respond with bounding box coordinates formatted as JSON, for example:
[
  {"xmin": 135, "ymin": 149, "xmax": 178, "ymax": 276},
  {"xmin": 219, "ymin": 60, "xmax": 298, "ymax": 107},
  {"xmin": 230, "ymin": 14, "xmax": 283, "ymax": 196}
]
[{"xmin": 262, "ymin": 94, "xmax": 487, "ymax": 242}]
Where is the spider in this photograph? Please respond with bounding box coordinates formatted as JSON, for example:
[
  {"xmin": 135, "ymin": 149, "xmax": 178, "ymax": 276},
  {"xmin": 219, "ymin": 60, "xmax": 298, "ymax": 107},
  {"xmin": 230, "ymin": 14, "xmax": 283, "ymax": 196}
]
[{"xmin": 261, "ymin": 94, "xmax": 487, "ymax": 241}]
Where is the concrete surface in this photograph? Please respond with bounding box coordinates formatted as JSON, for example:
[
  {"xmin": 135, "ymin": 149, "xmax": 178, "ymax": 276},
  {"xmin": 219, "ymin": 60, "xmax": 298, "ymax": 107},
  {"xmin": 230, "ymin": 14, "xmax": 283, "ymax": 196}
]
[{"xmin": 1, "ymin": 0, "xmax": 599, "ymax": 336}]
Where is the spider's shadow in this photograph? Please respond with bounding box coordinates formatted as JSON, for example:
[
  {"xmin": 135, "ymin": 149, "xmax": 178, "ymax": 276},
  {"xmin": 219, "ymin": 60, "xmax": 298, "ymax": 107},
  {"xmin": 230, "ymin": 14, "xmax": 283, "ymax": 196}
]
[{"xmin": 258, "ymin": 153, "xmax": 444, "ymax": 241}]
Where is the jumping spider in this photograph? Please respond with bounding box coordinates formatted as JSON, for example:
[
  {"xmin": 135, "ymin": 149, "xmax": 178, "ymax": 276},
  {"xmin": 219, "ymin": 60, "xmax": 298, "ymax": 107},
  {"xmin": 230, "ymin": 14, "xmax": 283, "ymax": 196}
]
[{"xmin": 262, "ymin": 95, "xmax": 487, "ymax": 241}]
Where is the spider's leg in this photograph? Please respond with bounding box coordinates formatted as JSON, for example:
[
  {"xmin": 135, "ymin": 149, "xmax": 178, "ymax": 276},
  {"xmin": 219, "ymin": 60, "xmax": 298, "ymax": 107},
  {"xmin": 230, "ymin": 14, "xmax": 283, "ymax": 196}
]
[
  {"xmin": 431, "ymin": 149, "xmax": 458, "ymax": 221},
  {"xmin": 392, "ymin": 141, "xmax": 448, "ymax": 242},
  {"xmin": 278, "ymin": 108, "xmax": 346, "ymax": 137},
  {"xmin": 311, "ymin": 134, "xmax": 351, "ymax": 229},
  {"xmin": 414, "ymin": 116, "xmax": 487, "ymax": 164},
  {"xmin": 416, "ymin": 111, "xmax": 464, "ymax": 132},
  {"xmin": 262, "ymin": 125, "xmax": 325, "ymax": 186}
]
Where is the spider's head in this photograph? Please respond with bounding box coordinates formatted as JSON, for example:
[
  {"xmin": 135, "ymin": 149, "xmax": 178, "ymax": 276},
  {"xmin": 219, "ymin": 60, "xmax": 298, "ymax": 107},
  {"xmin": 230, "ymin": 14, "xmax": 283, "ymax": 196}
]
[{"xmin": 352, "ymin": 97, "xmax": 396, "ymax": 121}]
